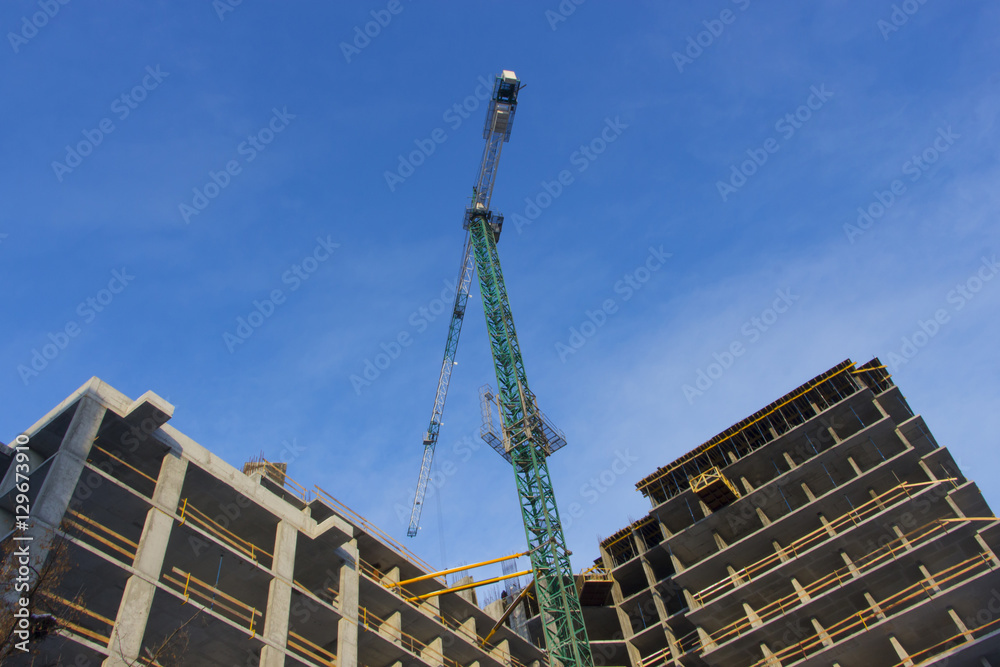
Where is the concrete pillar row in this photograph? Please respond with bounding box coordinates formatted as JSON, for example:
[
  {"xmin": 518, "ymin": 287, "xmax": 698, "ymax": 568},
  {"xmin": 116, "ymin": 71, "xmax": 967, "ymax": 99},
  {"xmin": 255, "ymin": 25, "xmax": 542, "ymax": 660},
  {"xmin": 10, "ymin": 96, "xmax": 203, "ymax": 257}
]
[
  {"xmin": 259, "ymin": 520, "xmax": 299, "ymax": 667},
  {"xmin": 104, "ymin": 453, "xmax": 187, "ymax": 667}
]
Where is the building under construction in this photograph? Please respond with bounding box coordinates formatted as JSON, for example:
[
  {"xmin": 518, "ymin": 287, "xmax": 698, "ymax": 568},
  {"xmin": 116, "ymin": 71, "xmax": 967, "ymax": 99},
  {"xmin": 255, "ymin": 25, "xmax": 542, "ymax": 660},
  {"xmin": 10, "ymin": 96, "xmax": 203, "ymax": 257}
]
[
  {"xmin": 590, "ymin": 358, "xmax": 1000, "ymax": 667},
  {"xmin": 0, "ymin": 378, "xmax": 547, "ymax": 667},
  {"xmin": 3, "ymin": 358, "xmax": 1000, "ymax": 667}
]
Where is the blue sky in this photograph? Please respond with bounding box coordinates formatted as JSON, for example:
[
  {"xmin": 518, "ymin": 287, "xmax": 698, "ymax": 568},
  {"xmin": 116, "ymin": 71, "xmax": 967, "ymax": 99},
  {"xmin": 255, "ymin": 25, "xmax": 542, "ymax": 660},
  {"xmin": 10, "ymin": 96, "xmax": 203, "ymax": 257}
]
[{"xmin": 3, "ymin": 1, "xmax": 999, "ymax": 578}]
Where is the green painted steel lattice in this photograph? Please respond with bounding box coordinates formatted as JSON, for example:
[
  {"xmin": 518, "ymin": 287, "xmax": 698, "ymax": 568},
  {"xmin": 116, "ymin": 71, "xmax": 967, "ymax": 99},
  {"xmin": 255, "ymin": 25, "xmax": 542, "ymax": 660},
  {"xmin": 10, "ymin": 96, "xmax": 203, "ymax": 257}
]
[{"xmin": 469, "ymin": 212, "xmax": 593, "ymax": 667}]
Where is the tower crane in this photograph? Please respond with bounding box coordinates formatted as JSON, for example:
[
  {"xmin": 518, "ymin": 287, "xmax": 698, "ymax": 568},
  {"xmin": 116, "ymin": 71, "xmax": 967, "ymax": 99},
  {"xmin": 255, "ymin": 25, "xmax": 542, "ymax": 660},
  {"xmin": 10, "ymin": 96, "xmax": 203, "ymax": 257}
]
[{"xmin": 407, "ymin": 70, "xmax": 594, "ymax": 667}]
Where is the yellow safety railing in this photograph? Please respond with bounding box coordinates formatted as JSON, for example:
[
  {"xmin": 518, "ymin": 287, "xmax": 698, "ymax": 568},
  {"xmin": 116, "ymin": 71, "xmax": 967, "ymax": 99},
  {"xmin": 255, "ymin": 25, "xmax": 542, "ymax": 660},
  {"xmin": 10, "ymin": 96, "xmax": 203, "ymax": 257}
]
[
  {"xmin": 747, "ymin": 551, "xmax": 995, "ymax": 667},
  {"xmin": 176, "ymin": 499, "xmax": 273, "ymax": 565},
  {"xmin": 162, "ymin": 567, "xmax": 261, "ymax": 638},
  {"xmin": 661, "ymin": 516, "xmax": 988, "ymax": 662},
  {"xmin": 355, "ymin": 556, "xmax": 530, "ymax": 667},
  {"xmin": 62, "ymin": 508, "xmax": 138, "ymax": 564},
  {"xmin": 287, "ymin": 629, "xmax": 337, "ymax": 666},
  {"xmin": 693, "ymin": 480, "xmax": 950, "ymax": 606}
]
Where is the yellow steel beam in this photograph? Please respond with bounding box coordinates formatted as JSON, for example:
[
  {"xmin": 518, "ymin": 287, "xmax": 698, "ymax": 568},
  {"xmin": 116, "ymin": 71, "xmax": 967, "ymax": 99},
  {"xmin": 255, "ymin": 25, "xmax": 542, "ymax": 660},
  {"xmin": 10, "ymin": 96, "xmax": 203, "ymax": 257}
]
[
  {"xmin": 396, "ymin": 551, "xmax": 528, "ymax": 587},
  {"xmin": 405, "ymin": 570, "xmax": 532, "ymax": 602}
]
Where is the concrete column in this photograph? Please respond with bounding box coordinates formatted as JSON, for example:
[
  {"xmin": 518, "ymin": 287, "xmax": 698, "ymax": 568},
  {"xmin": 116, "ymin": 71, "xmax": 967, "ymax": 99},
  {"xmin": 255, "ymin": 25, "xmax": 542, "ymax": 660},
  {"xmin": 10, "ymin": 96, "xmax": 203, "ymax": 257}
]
[
  {"xmin": 975, "ymin": 535, "xmax": 1000, "ymax": 568},
  {"xmin": 727, "ymin": 564, "xmax": 744, "ymax": 587},
  {"xmin": 888, "ymin": 634, "xmax": 914, "ymax": 667},
  {"xmin": 892, "ymin": 525, "xmax": 911, "ymax": 551},
  {"xmin": 772, "ymin": 540, "xmax": 788, "ymax": 563},
  {"xmin": 35, "ymin": 396, "xmax": 105, "ymax": 531},
  {"xmin": 948, "ymin": 607, "xmax": 974, "ymax": 642},
  {"xmin": 791, "ymin": 578, "xmax": 810, "ymax": 604},
  {"xmin": 423, "ymin": 636, "xmax": 445, "ymax": 666},
  {"xmin": 383, "ymin": 611, "xmax": 402, "ymax": 643},
  {"xmin": 459, "ymin": 615, "xmax": 476, "ymax": 645},
  {"xmin": 756, "ymin": 507, "xmax": 771, "ymax": 527},
  {"xmin": 682, "ymin": 587, "xmax": 699, "ymax": 611},
  {"xmin": 259, "ymin": 520, "xmax": 298, "ymax": 667},
  {"xmin": 697, "ymin": 499, "xmax": 713, "ymax": 518},
  {"xmin": 759, "ymin": 642, "xmax": 782, "ymax": 667},
  {"xmin": 454, "ymin": 575, "xmax": 477, "ymax": 606},
  {"xmin": 712, "ymin": 531, "xmax": 727, "ymax": 550},
  {"xmin": 669, "ymin": 551, "xmax": 685, "ymax": 574},
  {"xmin": 336, "ymin": 539, "xmax": 359, "ymax": 667},
  {"xmin": 917, "ymin": 564, "xmax": 941, "ymax": 594},
  {"xmin": 696, "ymin": 626, "xmax": 717, "ymax": 651},
  {"xmin": 782, "ymin": 452, "xmax": 797, "ymax": 469},
  {"xmin": 818, "ymin": 514, "xmax": 836, "ymax": 537},
  {"xmin": 490, "ymin": 638, "xmax": 510, "ymax": 664},
  {"xmin": 104, "ymin": 453, "xmax": 186, "ymax": 667},
  {"xmin": 421, "ymin": 581, "xmax": 441, "ymax": 618},
  {"xmin": 810, "ymin": 617, "xmax": 832, "ymax": 648},
  {"xmin": 847, "ymin": 457, "xmax": 863, "ymax": 476},
  {"xmin": 740, "ymin": 476, "xmax": 755, "ymax": 494},
  {"xmin": 801, "ymin": 482, "xmax": 816, "ymax": 502},
  {"xmin": 839, "ymin": 550, "xmax": 859, "ymax": 577},
  {"xmin": 743, "ymin": 602, "xmax": 762, "ymax": 629},
  {"xmin": 864, "ymin": 592, "xmax": 885, "ymax": 620}
]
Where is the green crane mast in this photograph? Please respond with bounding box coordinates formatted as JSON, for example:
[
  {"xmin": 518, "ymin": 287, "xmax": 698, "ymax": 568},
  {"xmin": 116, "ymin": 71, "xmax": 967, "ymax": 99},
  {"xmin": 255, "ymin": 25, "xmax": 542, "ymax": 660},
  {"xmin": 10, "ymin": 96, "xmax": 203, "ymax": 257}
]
[{"xmin": 410, "ymin": 70, "xmax": 594, "ymax": 667}]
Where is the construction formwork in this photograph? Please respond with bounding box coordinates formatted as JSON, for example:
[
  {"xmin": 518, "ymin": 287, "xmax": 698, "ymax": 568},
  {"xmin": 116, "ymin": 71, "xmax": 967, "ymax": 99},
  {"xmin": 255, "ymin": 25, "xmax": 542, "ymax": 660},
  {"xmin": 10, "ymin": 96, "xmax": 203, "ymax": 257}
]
[
  {"xmin": 1, "ymin": 378, "xmax": 548, "ymax": 667},
  {"xmin": 594, "ymin": 358, "xmax": 1000, "ymax": 667}
]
